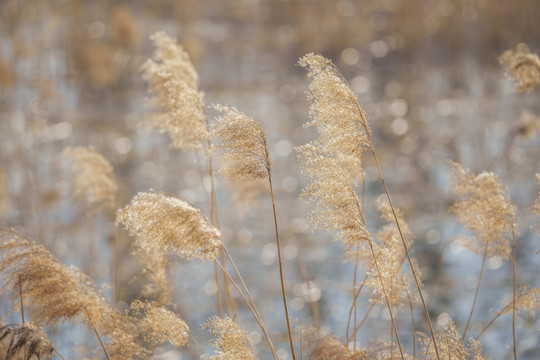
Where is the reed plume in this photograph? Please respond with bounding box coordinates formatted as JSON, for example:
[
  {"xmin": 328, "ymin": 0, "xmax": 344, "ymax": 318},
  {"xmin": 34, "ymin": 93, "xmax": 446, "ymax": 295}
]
[
  {"xmin": 0, "ymin": 323, "xmax": 54, "ymax": 360},
  {"xmin": 116, "ymin": 190, "xmax": 222, "ymax": 261},
  {"xmin": 64, "ymin": 147, "xmax": 118, "ymax": 213},
  {"xmin": 499, "ymin": 49, "xmax": 540, "ymax": 92},
  {"xmin": 0, "ymin": 228, "xmax": 147, "ymax": 359},
  {"xmin": 211, "ymin": 104, "xmax": 296, "ymax": 359},
  {"xmin": 500, "ymin": 286, "xmax": 540, "ymax": 319},
  {"xmin": 419, "ymin": 320, "xmax": 485, "ymax": 360},
  {"xmin": 129, "ymin": 300, "xmax": 190, "ymax": 348},
  {"xmin": 141, "ymin": 31, "xmax": 208, "ymax": 149},
  {"xmin": 204, "ymin": 316, "xmax": 257, "ymax": 360},
  {"xmin": 450, "ymin": 162, "xmax": 517, "ymax": 260},
  {"xmin": 298, "ymin": 326, "xmax": 368, "ymax": 360}
]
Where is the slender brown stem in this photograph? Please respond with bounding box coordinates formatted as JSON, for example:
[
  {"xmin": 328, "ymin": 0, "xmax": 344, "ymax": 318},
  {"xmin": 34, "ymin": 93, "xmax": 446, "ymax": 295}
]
[
  {"xmin": 187, "ymin": 329, "xmax": 202, "ymax": 359},
  {"xmin": 371, "ymin": 149, "xmax": 440, "ymax": 360},
  {"xmin": 214, "ymin": 259, "xmax": 224, "ymax": 318},
  {"xmin": 215, "ymin": 259, "xmax": 279, "ymax": 360},
  {"xmin": 54, "ymin": 348, "xmax": 68, "ymax": 360},
  {"xmin": 474, "ymin": 305, "xmax": 509, "ymax": 340},
  {"xmin": 368, "ymin": 242, "xmax": 405, "ymax": 360},
  {"xmin": 18, "ymin": 276, "xmax": 24, "ymax": 324},
  {"xmin": 405, "ymin": 286, "xmax": 416, "ymax": 359},
  {"xmin": 511, "ymin": 218, "xmax": 517, "ymax": 360},
  {"xmin": 462, "ymin": 240, "xmax": 488, "ymax": 340},
  {"xmin": 294, "ymin": 239, "xmax": 321, "ymax": 328},
  {"xmin": 349, "ymin": 301, "xmax": 376, "ymax": 342},
  {"xmin": 268, "ymin": 174, "xmax": 296, "ymax": 360},
  {"xmin": 92, "ymin": 325, "xmax": 111, "ymax": 360},
  {"xmin": 347, "ymin": 245, "xmax": 360, "ymax": 351}
]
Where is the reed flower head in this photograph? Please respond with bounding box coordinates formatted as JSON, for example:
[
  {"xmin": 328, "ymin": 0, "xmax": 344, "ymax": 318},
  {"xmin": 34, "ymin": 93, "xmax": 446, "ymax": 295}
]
[
  {"xmin": 204, "ymin": 316, "xmax": 257, "ymax": 360},
  {"xmin": 298, "ymin": 326, "xmax": 367, "ymax": 360},
  {"xmin": 0, "ymin": 229, "xmax": 146, "ymax": 359},
  {"xmin": 297, "ymin": 143, "xmax": 370, "ymax": 255},
  {"xmin": 64, "ymin": 147, "xmax": 118, "ymax": 213},
  {"xmin": 501, "ymin": 286, "xmax": 540, "ymax": 320},
  {"xmin": 211, "ymin": 105, "xmax": 271, "ymax": 182},
  {"xmin": 450, "ymin": 162, "xmax": 517, "ymax": 259},
  {"xmin": 0, "ymin": 323, "xmax": 54, "ymax": 360},
  {"xmin": 142, "ymin": 31, "xmax": 208, "ymax": 149},
  {"xmin": 298, "ymin": 53, "xmax": 371, "ymax": 181},
  {"xmin": 116, "ymin": 190, "xmax": 222, "ymax": 261},
  {"xmin": 130, "ymin": 300, "xmax": 189, "ymax": 348},
  {"xmin": 499, "ymin": 49, "xmax": 540, "ymax": 92},
  {"xmin": 419, "ymin": 320, "xmax": 484, "ymax": 360}
]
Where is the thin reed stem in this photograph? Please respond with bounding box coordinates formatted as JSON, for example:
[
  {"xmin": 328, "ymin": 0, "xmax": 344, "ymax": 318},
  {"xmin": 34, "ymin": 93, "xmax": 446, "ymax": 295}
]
[
  {"xmin": 462, "ymin": 240, "xmax": 488, "ymax": 340},
  {"xmin": 54, "ymin": 348, "xmax": 68, "ymax": 360},
  {"xmin": 511, "ymin": 217, "xmax": 517, "ymax": 360},
  {"xmin": 92, "ymin": 325, "xmax": 111, "ymax": 360},
  {"xmin": 268, "ymin": 174, "xmax": 296, "ymax": 360},
  {"xmin": 347, "ymin": 245, "xmax": 360, "ymax": 352},
  {"xmin": 187, "ymin": 328, "xmax": 202, "ymax": 359},
  {"xmin": 113, "ymin": 226, "xmax": 119, "ymax": 305},
  {"xmin": 368, "ymin": 242, "xmax": 405, "ymax": 360},
  {"xmin": 214, "ymin": 259, "xmax": 224, "ymax": 318},
  {"xmin": 370, "ymin": 148, "xmax": 441, "ymax": 360},
  {"xmin": 347, "ymin": 262, "xmax": 375, "ymax": 345},
  {"xmin": 215, "ymin": 259, "xmax": 279, "ymax": 360},
  {"xmin": 474, "ymin": 305, "xmax": 509, "ymax": 340},
  {"xmin": 350, "ymin": 301, "xmax": 376, "ymax": 342},
  {"xmin": 294, "ymin": 240, "xmax": 321, "ymax": 328},
  {"xmin": 405, "ymin": 286, "xmax": 416, "ymax": 359},
  {"xmin": 18, "ymin": 276, "xmax": 24, "ymax": 324}
]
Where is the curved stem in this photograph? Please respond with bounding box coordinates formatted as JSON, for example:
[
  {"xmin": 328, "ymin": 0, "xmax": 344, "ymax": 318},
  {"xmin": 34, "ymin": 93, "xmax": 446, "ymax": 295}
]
[
  {"xmin": 54, "ymin": 348, "xmax": 68, "ymax": 360},
  {"xmin": 268, "ymin": 174, "xmax": 296, "ymax": 360},
  {"xmin": 474, "ymin": 305, "xmax": 509, "ymax": 340},
  {"xmin": 371, "ymin": 149, "xmax": 440, "ymax": 360},
  {"xmin": 92, "ymin": 325, "xmax": 111, "ymax": 360},
  {"xmin": 349, "ymin": 301, "xmax": 376, "ymax": 343},
  {"xmin": 462, "ymin": 240, "xmax": 488, "ymax": 340},
  {"xmin": 187, "ymin": 329, "xmax": 202, "ymax": 359}
]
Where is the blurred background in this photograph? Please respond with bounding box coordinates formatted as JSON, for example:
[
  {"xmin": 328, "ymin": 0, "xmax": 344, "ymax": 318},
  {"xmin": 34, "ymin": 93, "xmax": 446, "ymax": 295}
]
[{"xmin": 1, "ymin": 0, "xmax": 539, "ymax": 359}]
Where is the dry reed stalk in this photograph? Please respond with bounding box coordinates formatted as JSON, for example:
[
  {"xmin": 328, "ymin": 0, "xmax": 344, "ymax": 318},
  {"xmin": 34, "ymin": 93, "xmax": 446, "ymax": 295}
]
[
  {"xmin": 298, "ymin": 53, "xmax": 439, "ymax": 359},
  {"xmin": 204, "ymin": 316, "xmax": 258, "ymax": 360},
  {"xmin": 0, "ymin": 228, "xmax": 147, "ymax": 359},
  {"xmin": 0, "ymin": 167, "xmax": 9, "ymax": 221},
  {"xmin": 449, "ymin": 162, "xmax": 518, "ymax": 340},
  {"xmin": 534, "ymin": 174, "xmax": 540, "ymax": 235},
  {"xmin": 211, "ymin": 104, "xmax": 296, "ymax": 359},
  {"xmin": 419, "ymin": 320, "xmax": 485, "ymax": 360}
]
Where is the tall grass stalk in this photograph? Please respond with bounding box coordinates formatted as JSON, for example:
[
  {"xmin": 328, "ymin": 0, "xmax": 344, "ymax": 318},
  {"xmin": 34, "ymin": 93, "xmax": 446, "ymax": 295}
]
[{"xmin": 462, "ymin": 241, "xmax": 488, "ymax": 340}]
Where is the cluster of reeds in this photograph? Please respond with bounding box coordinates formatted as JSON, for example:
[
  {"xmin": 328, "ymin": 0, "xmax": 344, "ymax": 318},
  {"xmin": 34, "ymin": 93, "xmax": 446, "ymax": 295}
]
[{"xmin": 0, "ymin": 32, "xmax": 539, "ymax": 360}]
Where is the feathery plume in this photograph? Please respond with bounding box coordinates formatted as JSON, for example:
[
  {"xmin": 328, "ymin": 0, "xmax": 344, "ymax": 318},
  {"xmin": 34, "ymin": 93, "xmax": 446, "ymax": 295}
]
[
  {"xmin": 450, "ymin": 162, "xmax": 517, "ymax": 259},
  {"xmin": 0, "ymin": 229, "xmax": 147, "ymax": 359},
  {"xmin": 204, "ymin": 316, "xmax": 257, "ymax": 360},
  {"xmin": 141, "ymin": 31, "xmax": 207, "ymax": 149},
  {"xmin": 210, "ymin": 105, "xmax": 271, "ymax": 181},
  {"xmin": 116, "ymin": 190, "xmax": 222, "ymax": 261},
  {"xmin": 501, "ymin": 286, "xmax": 540, "ymax": 320},
  {"xmin": 0, "ymin": 167, "xmax": 9, "ymax": 221},
  {"xmin": 130, "ymin": 300, "xmax": 190, "ymax": 348},
  {"xmin": 64, "ymin": 147, "xmax": 118, "ymax": 213},
  {"xmin": 0, "ymin": 323, "xmax": 54, "ymax": 360},
  {"xmin": 297, "ymin": 143, "xmax": 370, "ymax": 255},
  {"xmin": 298, "ymin": 53, "xmax": 369, "ymax": 184},
  {"xmin": 419, "ymin": 320, "xmax": 485, "ymax": 360},
  {"xmin": 499, "ymin": 49, "xmax": 540, "ymax": 92},
  {"xmin": 298, "ymin": 326, "xmax": 367, "ymax": 360}
]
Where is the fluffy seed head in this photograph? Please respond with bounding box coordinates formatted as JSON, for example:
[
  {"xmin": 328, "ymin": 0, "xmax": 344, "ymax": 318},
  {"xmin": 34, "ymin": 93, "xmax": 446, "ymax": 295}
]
[
  {"xmin": 64, "ymin": 147, "xmax": 118, "ymax": 213},
  {"xmin": 116, "ymin": 190, "xmax": 222, "ymax": 261},
  {"xmin": 501, "ymin": 286, "xmax": 540, "ymax": 320},
  {"xmin": 499, "ymin": 49, "xmax": 540, "ymax": 92},
  {"xmin": 141, "ymin": 31, "xmax": 208, "ymax": 149},
  {"xmin": 204, "ymin": 316, "xmax": 257, "ymax": 360},
  {"xmin": 0, "ymin": 323, "xmax": 54, "ymax": 360},
  {"xmin": 297, "ymin": 143, "xmax": 370, "ymax": 255},
  {"xmin": 211, "ymin": 105, "xmax": 271, "ymax": 182},
  {"xmin": 298, "ymin": 53, "xmax": 372, "ymax": 169},
  {"xmin": 450, "ymin": 162, "xmax": 517, "ymax": 259},
  {"xmin": 419, "ymin": 320, "xmax": 485, "ymax": 360},
  {"xmin": 130, "ymin": 300, "xmax": 189, "ymax": 348}
]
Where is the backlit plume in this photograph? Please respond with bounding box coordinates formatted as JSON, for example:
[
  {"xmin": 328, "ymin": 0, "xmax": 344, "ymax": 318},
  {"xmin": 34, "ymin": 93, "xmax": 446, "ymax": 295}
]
[
  {"xmin": 142, "ymin": 31, "xmax": 208, "ymax": 149},
  {"xmin": 499, "ymin": 49, "xmax": 540, "ymax": 92},
  {"xmin": 211, "ymin": 105, "xmax": 271, "ymax": 182},
  {"xmin": 116, "ymin": 190, "xmax": 222, "ymax": 261},
  {"xmin": 450, "ymin": 162, "xmax": 517, "ymax": 259},
  {"xmin": 204, "ymin": 316, "xmax": 257, "ymax": 360},
  {"xmin": 64, "ymin": 147, "xmax": 118, "ymax": 213}
]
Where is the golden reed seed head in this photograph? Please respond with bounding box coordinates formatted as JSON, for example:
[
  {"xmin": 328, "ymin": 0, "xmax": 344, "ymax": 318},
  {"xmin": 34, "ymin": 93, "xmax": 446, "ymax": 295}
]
[
  {"xmin": 204, "ymin": 316, "xmax": 257, "ymax": 360},
  {"xmin": 297, "ymin": 143, "xmax": 370, "ymax": 255},
  {"xmin": 0, "ymin": 323, "xmax": 54, "ymax": 360},
  {"xmin": 141, "ymin": 31, "xmax": 208, "ymax": 150},
  {"xmin": 64, "ymin": 147, "xmax": 118, "ymax": 213},
  {"xmin": 450, "ymin": 161, "xmax": 517, "ymax": 259},
  {"xmin": 116, "ymin": 190, "xmax": 222, "ymax": 261},
  {"xmin": 298, "ymin": 53, "xmax": 371, "ymax": 160},
  {"xmin": 499, "ymin": 49, "xmax": 540, "ymax": 92},
  {"xmin": 501, "ymin": 286, "xmax": 540, "ymax": 320},
  {"xmin": 419, "ymin": 320, "xmax": 485, "ymax": 360},
  {"xmin": 211, "ymin": 104, "xmax": 271, "ymax": 182},
  {"xmin": 130, "ymin": 300, "xmax": 189, "ymax": 348},
  {"xmin": 0, "ymin": 229, "xmax": 147, "ymax": 359}
]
